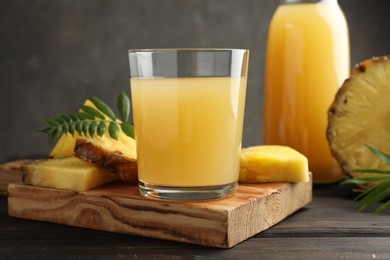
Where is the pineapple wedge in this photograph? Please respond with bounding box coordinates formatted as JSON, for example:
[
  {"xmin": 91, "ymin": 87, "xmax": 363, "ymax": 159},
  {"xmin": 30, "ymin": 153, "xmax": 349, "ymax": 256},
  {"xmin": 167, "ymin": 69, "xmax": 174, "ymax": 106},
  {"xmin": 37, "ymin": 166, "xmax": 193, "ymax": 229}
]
[
  {"xmin": 22, "ymin": 156, "xmax": 119, "ymax": 191},
  {"xmin": 327, "ymin": 56, "xmax": 390, "ymax": 180},
  {"xmin": 49, "ymin": 99, "xmax": 137, "ymax": 180},
  {"xmin": 239, "ymin": 145, "xmax": 309, "ymax": 183},
  {"xmin": 50, "ymin": 100, "xmax": 136, "ymax": 160}
]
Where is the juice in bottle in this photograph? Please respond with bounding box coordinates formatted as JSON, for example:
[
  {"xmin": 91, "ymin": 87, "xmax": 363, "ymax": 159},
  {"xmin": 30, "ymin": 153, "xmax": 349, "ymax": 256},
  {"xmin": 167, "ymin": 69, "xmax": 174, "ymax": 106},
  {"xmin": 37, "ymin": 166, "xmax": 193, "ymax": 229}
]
[
  {"xmin": 131, "ymin": 77, "xmax": 247, "ymax": 186},
  {"xmin": 264, "ymin": 0, "xmax": 350, "ymax": 183}
]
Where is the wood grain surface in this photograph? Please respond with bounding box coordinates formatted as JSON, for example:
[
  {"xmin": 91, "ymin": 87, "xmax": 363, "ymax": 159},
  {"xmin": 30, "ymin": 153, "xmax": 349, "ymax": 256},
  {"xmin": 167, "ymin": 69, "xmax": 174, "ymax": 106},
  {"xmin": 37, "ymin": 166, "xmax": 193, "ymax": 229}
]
[
  {"xmin": 8, "ymin": 176, "xmax": 312, "ymax": 248},
  {"xmin": 0, "ymin": 160, "xmax": 29, "ymax": 196}
]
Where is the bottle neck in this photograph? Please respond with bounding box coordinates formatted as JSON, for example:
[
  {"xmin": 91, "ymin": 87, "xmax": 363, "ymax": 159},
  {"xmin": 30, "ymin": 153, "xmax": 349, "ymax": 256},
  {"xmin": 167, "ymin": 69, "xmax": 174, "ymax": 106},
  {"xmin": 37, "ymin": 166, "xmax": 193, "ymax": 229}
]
[{"xmin": 281, "ymin": 0, "xmax": 337, "ymax": 4}]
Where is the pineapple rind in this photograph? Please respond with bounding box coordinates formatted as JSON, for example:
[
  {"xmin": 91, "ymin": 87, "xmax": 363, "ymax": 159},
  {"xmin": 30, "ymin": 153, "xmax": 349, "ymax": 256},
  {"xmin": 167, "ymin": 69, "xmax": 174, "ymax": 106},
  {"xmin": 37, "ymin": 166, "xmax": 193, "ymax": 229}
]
[{"xmin": 79, "ymin": 129, "xmax": 137, "ymax": 160}]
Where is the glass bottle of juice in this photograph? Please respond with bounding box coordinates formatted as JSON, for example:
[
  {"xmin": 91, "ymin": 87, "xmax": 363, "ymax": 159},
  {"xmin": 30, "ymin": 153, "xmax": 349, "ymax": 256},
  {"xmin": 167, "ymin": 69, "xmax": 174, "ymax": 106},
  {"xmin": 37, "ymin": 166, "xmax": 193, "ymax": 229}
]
[{"xmin": 264, "ymin": 0, "xmax": 350, "ymax": 183}]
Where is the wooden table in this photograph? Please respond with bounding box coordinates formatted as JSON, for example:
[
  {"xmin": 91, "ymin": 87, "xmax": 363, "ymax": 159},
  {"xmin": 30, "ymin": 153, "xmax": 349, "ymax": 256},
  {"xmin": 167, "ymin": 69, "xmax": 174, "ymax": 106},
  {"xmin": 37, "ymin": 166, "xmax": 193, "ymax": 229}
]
[{"xmin": 1, "ymin": 184, "xmax": 390, "ymax": 259}]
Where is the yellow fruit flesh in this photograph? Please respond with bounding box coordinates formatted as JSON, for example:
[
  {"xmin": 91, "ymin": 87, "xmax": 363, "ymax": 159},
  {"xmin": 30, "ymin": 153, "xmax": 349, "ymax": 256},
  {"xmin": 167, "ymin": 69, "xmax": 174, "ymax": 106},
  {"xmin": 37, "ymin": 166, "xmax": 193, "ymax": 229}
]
[
  {"xmin": 50, "ymin": 133, "xmax": 78, "ymax": 158},
  {"xmin": 22, "ymin": 157, "xmax": 119, "ymax": 191},
  {"xmin": 239, "ymin": 145, "xmax": 309, "ymax": 183},
  {"xmin": 327, "ymin": 56, "xmax": 390, "ymax": 175}
]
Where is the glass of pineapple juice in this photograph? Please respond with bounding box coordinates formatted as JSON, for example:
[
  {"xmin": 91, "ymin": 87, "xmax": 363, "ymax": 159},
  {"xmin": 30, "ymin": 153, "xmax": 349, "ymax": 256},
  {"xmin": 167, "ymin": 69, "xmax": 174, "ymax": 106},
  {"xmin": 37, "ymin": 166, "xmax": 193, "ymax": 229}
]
[{"xmin": 128, "ymin": 49, "xmax": 249, "ymax": 201}]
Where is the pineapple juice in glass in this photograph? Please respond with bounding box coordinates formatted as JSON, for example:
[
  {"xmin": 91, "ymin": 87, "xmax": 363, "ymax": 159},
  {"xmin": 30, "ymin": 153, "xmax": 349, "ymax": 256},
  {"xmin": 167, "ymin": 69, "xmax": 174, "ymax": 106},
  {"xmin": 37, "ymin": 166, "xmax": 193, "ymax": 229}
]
[{"xmin": 128, "ymin": 49, "xmax": 249, "ymax": 201}]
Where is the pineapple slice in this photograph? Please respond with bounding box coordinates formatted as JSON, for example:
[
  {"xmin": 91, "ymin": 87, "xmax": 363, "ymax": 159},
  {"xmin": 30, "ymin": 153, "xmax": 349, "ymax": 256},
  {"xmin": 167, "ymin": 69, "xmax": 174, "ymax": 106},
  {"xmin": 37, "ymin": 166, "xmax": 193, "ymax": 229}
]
[
  {"xmin": 239, "ymin": 145, "xmax": 309, "ymax": 183},
  {"xmin": 22, "ymin": 156, "xmax": 119, "ymax": 191},
  {"xmin": 327, "ymin": 56, "xmax": 390, "ymax": 180}
]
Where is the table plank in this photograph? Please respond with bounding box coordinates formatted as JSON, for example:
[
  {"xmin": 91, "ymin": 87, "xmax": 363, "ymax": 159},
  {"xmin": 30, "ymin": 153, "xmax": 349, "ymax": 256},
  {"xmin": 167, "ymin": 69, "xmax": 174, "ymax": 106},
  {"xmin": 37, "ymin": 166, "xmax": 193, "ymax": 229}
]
[{"xmin": 1, "ymin": 236, "xmax": 389, "ymax": 259}]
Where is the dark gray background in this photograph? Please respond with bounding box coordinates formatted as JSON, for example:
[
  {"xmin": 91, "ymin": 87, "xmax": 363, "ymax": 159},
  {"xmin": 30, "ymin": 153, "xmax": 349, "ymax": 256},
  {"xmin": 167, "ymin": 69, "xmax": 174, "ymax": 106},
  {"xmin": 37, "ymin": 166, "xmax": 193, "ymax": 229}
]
[{"xmin": 1, "ymin": 0, "xmax": 389, "ymax": 163}]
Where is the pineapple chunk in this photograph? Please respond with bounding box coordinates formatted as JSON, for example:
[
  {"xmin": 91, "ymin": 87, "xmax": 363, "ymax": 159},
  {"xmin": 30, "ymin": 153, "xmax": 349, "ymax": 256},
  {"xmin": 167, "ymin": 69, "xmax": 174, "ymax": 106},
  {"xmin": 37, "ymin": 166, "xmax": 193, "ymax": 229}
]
[
  {"xmin": 239, "ymin": 145, "xmax": 309, "ymax": 183},
  {"xmin": 22, "ymin": 157, "xmax": 119, "ymax": 191}
]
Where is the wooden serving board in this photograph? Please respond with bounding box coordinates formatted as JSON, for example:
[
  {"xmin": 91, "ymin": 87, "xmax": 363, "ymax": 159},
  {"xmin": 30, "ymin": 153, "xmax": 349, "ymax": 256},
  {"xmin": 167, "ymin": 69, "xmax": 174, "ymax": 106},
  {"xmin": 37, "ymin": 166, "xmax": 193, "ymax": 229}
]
[{"xmin": 7, "ymin": 173, "xmax": 312, "ymax": 248}]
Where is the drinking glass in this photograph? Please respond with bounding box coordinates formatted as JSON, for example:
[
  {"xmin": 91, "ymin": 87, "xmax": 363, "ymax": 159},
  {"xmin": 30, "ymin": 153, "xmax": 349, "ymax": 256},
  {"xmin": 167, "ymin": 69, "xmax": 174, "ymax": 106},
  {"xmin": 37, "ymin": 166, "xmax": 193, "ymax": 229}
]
[{"xmin": 128, "ymin": 48, "xmax": 249, "ymax": 201}]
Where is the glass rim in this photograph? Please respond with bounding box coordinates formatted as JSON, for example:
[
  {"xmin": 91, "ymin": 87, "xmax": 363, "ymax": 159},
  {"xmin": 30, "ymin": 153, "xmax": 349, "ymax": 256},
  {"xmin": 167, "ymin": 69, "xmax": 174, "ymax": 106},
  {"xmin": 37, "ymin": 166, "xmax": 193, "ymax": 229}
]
[{"xmin": 128, "ymin": 48, "xmax": 249, "ymax": 53}]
